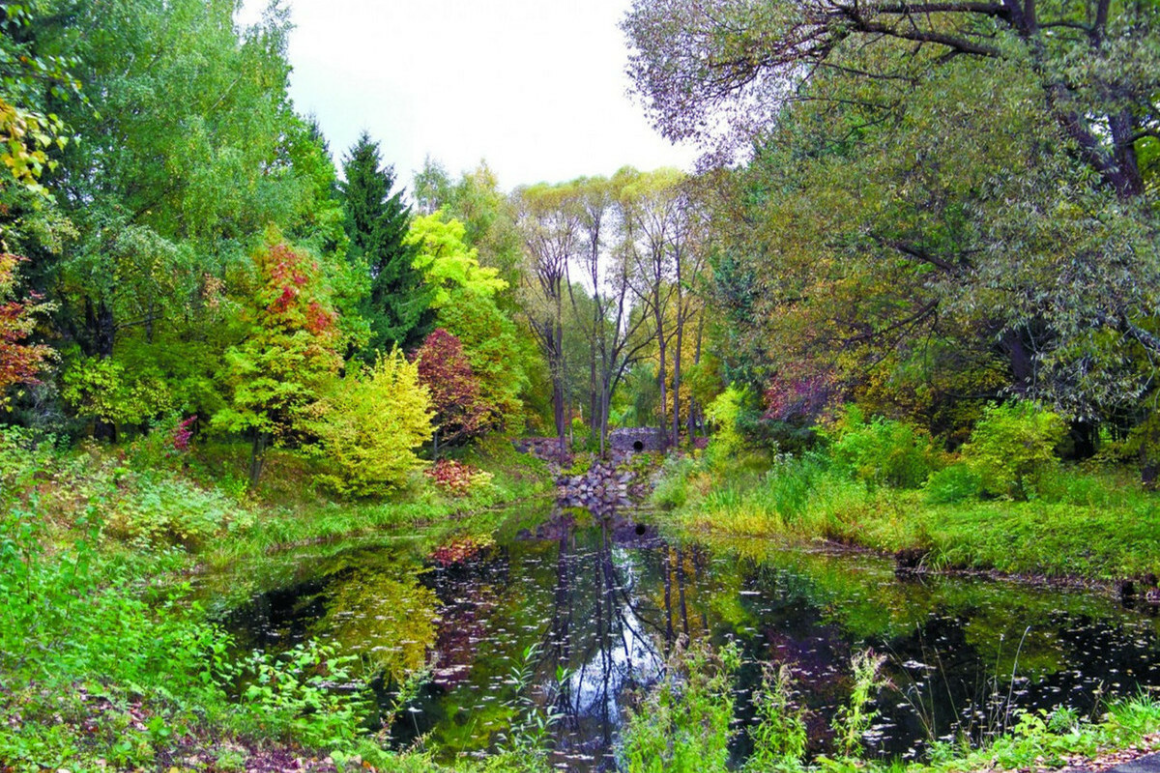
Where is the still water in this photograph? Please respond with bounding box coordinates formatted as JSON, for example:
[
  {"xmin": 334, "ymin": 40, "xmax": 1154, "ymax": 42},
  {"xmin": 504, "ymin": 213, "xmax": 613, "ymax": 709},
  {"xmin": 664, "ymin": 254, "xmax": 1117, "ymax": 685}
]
[{"xmin": 205, "ymin": 504, "xmax": 1160, "ymax": 770}]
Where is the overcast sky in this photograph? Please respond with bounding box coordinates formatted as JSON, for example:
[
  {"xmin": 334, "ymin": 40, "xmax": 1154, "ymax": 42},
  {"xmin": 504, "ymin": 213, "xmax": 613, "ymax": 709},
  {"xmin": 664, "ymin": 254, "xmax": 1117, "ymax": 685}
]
[{"xmin": 237, "ymin": 0, "xmax": 697, "ymax": 192}]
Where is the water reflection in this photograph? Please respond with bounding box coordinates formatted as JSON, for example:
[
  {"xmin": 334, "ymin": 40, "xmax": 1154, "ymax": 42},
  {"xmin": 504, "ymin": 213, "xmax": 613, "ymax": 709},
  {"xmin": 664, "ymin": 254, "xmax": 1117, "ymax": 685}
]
[{"xmin": 215, "ymin": 505, "xmax": 1160, "ymax": 771}]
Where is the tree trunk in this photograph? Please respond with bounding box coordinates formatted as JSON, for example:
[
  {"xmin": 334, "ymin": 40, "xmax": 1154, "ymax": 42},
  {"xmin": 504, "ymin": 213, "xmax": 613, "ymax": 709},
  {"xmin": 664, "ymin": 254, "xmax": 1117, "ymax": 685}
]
[
  {"xmin": 588, "ymin": 349, "xmax": 600, "ymax": 440},
  {"xmin": 553, "ymin": 297, "xmax": 568, "ymax": 448},
  {"xmin": 1141, "ymin": 415, "xmax": 1160, "ymax": 490},
  {"xmin": 552, "ymin": 366, "xmax": 567, "ymax": 449},
  {"xmin": 672, "ymin": 318, "xmax": 683, "ymax": 449},
  {"xmin": 689, "ymin": 310, "xmax": 705, "ymax": 442},
  {"xmin": 654, "ymin": 301, "xmax": 668, "ymax": 449},
  {"xmin": 1000, "ymin": 327, "xmax": 1036, "ymax": 396},
  {"xmin": 600, "ymin": 387, "xmax": 610, "ymax": 458},
  {"xmin": 248, "ymin": 429, "xmax": 268, "ymax": 490}
]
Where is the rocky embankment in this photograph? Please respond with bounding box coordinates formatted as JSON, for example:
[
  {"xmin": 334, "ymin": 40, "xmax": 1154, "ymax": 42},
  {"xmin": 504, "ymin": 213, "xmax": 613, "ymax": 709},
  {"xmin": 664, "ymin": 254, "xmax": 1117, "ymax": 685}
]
[{"xmin": 556, "ymin": 463, "xmax": 634, "ymax": 512}]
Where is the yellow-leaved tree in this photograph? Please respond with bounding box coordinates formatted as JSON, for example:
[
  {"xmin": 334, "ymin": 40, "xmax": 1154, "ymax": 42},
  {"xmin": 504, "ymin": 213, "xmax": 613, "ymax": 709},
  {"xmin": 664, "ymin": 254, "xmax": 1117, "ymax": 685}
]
[{"xmin": 303, "ymin": 349, "xmax": 433, "ymax": 498}]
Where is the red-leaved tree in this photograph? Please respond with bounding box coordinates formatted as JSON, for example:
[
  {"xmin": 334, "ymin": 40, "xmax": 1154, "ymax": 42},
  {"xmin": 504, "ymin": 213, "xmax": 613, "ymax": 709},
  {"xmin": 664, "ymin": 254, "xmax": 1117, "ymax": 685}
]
[
  {"xmin": 0, "ymin": 254, "xmax": 53, "ymax": 408},
  {"xmin": 413, "ymin": 328, "xmax": 492, "ymax": 454},
  {"xmin": 213, "ymin": 237, "xmax": 343, "ymax": 487}
]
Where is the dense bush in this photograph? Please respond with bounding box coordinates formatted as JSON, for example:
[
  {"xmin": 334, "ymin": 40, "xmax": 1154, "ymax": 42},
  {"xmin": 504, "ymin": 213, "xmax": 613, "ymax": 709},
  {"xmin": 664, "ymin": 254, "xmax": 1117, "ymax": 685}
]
[
  {"xmin": 960, "ymin": 401, "xmax": 1066, "ymax": 499},
  {"xmin": 424, "ymin": 458, "xmax": 494, "ymax": 497},
  {"xmin": 828, "ymin": 405, "xmax": 942, "ymax": 489},
  {"xmin": 105, "ymin": 472, "xmax": 254, "ymax": 549},
  {"xmin": 1, "ymin": 425, "xmax": 252, "ymax": 548},
  {"xmin": 303, "ymin": 350, "xmax": 433, "ymax": 498},
  {"xmin": 704, "ymin": 385, "xmax": 747, "ymax": 463},
  {"xmin": 0, "ymin": 425, "xmax": 56, "ymax": 486},
  {"xmin": 925, "ymin": 463, "xmax": 984, "ymax": 504}
]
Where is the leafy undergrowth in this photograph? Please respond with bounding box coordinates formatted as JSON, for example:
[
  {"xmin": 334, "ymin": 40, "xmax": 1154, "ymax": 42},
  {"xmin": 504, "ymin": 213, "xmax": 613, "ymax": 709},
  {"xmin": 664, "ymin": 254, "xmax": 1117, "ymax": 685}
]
[
  {"xmin": 0, "ymin": 525, "xmax": 550, "ymax": 772},
  {"xmin": 0, "ymin": 426, "xmax": 551, "ymax": 568},
  {"xmin": 658, "ymin": 451, "xmax": 1160, "ymax": 580},
  {"xmin": 191, "ymin": 438, "xmax": 552, "ymax": 565}
]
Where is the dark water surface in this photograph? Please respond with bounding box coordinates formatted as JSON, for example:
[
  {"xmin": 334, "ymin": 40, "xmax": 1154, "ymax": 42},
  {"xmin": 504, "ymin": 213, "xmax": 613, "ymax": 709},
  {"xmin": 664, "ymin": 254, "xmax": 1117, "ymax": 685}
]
[{"xmin": 205, "ymin": 504, "xmax": 1160, "ymax": 770}]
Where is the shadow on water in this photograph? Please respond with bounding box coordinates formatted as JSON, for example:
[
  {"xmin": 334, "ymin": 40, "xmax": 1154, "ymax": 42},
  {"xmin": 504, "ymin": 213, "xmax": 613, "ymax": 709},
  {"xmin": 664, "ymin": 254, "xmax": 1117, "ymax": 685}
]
[{"xmin": 211, "ymin": 502, "xmax": 1160, "ymax": 771}]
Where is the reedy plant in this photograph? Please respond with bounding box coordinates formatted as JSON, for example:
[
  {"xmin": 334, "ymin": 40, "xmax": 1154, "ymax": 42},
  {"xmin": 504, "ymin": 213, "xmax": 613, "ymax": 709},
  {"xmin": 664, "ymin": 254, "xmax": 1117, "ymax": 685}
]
[
  {"xmin": 831, "ymin": 650, "xmax": 890, "ymax": 759},
  {"xmin": 746, "ymin": 663, "xmax": 810, "ymax": 772},
  {"xmin": 488, "ymin": 643, "xmax": 568, "ymax": 773}
]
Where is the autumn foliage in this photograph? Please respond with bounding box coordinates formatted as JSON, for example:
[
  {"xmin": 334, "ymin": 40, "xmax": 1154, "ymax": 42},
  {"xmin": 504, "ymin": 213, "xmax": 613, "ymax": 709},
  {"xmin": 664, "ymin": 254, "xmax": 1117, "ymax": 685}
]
[
  {"xmin": 424, "ymin": 458, "xmax": 492, "ymax": 497},
  {"xmin": 213, "ymin": 237, "xmax": 345, "ymax": 486},
  {"xmin": 0, "ymin": 254, "xmax": 53, "ymax": 407},
  {"xmin": 256, "ymin": 241, "xmax": 340, "ymax": 342},
  {"xmin": 214, "ymin": 238, "xmax": 343, "ymax": 441},
  {"xmin": 414, "ymin": 328, "xmax": 493, "ymax": 447}
]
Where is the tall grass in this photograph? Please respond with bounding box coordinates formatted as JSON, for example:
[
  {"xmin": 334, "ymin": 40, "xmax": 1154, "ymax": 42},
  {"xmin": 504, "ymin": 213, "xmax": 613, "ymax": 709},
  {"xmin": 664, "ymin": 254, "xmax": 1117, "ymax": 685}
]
[{"xmin": 657, "ymin": 445, "xmax": 1160, "ymax": 579}]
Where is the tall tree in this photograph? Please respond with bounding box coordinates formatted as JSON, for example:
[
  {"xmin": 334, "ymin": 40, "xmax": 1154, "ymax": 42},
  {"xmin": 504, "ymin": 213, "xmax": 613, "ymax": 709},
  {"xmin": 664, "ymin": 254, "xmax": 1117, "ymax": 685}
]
[
  {"xmin": 339, "ymin": 131, "xmax": 432, "ymax": 355},
  {"xmin": 9, "ymin": 0, "xmax": 345, "ymax": 439},
  {"xmin": 214, "ymin": 236, "xmax": 343, "ymax": 488},
  {"xmin": 405, "ymin": 212, "xmax": 507, "ymax": 305},
  {"xmin": 623, "ymin": 0, "xmax": 1158, "ymax": 199},
  {"xmin": 414, "ymin": 328, "xmax": 490, "ymax": 456},
  {"xmin": 618, "ymin": 168, "xmax": 688, "ymax": 447},
  {"xmin": 515, "ymin": 182, "xmax": 582, "ymax": 444},
  {"xmin": 413, "ymin": 156, "xmax": 452, "ymax": 216},
  {"xmin": 572, "ymin": 175, "xmax": 653, "ymax": 455},
  {"xmin": 624, "ymin": 0, "xmax": 1160, "ymax": 451}
]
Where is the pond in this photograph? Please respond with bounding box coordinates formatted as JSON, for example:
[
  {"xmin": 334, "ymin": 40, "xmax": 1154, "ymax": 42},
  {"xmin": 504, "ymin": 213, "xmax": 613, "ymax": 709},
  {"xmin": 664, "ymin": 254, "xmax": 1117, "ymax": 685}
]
[{"xmin": 203, "ymin": 503, "xmax": 1160, "ymax": 770}]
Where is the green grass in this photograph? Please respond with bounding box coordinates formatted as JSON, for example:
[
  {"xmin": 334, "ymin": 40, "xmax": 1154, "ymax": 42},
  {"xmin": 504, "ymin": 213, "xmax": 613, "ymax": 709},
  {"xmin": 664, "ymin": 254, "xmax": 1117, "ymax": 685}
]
[{"xmin": 659, "ymin": 452, "xmax": 1160, "ymax": 580}]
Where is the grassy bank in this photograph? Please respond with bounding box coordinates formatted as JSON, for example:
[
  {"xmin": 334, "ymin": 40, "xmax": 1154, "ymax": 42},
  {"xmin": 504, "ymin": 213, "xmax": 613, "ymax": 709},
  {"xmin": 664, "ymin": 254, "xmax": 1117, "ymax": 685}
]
[
  {"xmin": 194, "ymin": 442, "xmax": 551, "ymax": 566},
  {"xmin": 0, "ymin": 427, "xmax": 551, "ymax": 565},
  {"xmin": 0, "ymin": 427, "xmax": 554, "ymax": 772},
  {"xmin": 655, "ymin": 449, "xmax": 1160, "ymax": 580}
]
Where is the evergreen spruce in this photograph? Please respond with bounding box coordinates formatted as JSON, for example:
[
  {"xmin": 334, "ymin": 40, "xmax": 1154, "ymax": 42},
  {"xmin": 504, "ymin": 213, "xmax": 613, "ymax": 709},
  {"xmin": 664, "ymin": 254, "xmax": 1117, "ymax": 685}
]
[{"xmin": 339, "ymin": 131, "xmax": 433, "ymax": 356}]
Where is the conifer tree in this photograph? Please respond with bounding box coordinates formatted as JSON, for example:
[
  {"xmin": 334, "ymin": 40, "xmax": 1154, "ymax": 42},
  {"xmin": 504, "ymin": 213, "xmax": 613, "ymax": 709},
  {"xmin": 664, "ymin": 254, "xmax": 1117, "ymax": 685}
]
[{"xmin": 339, "ymin": 132, "xmax": 432, "ymax": 356}]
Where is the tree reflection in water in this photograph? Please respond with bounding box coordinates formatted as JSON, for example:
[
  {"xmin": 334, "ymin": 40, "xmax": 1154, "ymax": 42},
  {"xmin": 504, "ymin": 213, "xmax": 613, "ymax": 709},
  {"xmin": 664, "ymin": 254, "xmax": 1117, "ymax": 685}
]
[{"xmin": 216, "ymin": 504, "xmax": 1160, "ymax": 772}]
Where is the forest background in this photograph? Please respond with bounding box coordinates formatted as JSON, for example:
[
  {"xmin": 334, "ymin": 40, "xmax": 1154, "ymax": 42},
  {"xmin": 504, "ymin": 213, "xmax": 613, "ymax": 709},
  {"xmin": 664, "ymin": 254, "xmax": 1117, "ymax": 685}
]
[{"xmin": 2, "ymin": 0, "xmax": 1160, "ymax": 769}]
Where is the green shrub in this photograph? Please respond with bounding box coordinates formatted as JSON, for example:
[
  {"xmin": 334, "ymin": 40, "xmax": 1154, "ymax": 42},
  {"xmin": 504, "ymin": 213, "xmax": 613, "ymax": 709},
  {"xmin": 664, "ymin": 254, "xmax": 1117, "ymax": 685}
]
[
  {"xmin": 832, "ymin": 650, "xmax": 888, "ymax": 757},
  {"xmin": 302, "ymin": 350, "xmax": 434, "ymax": 498},
  {"xmin": 960, "ymin": 401, "xmax": 1066, "ymax": 499},
  {"xmin": 705, "ymin": 385, "xmax": 748, "ymax": 464},
  {"xmin": 424, "ymin": 459, "xmax": 495, "ymax": 497},
  {"xmin": 756, "ymin": 452, "xmax": 829, "ymax": 522},
  {"xmin": 0, "ymin": 425, "xmax": 58, "ymax": 488},
  {"xmin": 828, "ymin": 405, "xmax": 941, "ymax": 489},
  {"xmin": 747, "ymin": 664, "xmax": 808, "ymax": 771},
  {"xmin": 925, "ymin": 463, "xmax": 983, "ymax": 504},
  {"xmin": 107, "ymin": 472, "xmax": 255, "ymax": 548},
  {"xmin": 225, "ymin": 641, "xmax": 369, "ymax": 750},
  {"xmin": 565, "ymin": 452, "xmax": 594, "ymax": 477}
]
